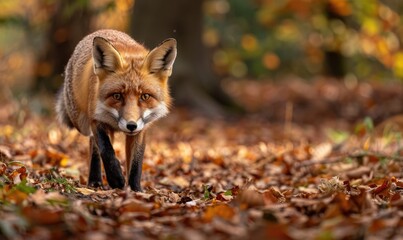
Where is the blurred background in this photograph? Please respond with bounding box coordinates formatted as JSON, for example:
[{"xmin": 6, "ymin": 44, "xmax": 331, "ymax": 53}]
[{"xmin": 0, "ymin": 0, "xmax": 402, "ymax": 119}]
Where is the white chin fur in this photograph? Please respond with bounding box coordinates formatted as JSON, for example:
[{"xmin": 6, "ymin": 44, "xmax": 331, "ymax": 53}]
[
  {"xmin": 95, "ymin": 101, "xmax": 119, "ymax": 119},
  {"xmin": 117, "ymin": 102, "xmax": 168, "ymax": 134},
  {"xmin": 118, "ymin": 118, "xmax": 144, "ymax": 134},
  {"xmin": 118, "ymin": 118, "xmax": 128, "ymax": 132},
  {"xmin": 143, "ymin": 103, "xmax": 169, "ymax": 123}
]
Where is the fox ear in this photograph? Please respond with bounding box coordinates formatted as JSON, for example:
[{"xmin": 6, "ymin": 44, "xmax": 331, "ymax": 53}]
[
  {"xmin": 92, "ymin": 37, "xmax": 123, "ymax": 74},
  {"xmin": 144, "ymin": 38, "xmax": 177, "ymax": 77}
]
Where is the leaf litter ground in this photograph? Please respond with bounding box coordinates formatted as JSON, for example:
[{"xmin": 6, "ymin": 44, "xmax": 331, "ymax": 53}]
[{"xmin": 0, "ymin": 79, "xmax": 402, "ymax": 239}]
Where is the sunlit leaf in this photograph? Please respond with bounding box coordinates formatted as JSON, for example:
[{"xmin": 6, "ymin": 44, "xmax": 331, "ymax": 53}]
[
  {"xmin": 203, "ymin": 204, "xmax": 236, "ymax": 222},
  {"xmin": 326, "ymin": 129, "xmax": 350, "ymax": 144},
  {"xmin": 224, "ymin": 189, "xmax": 232, "ymax": 196}
]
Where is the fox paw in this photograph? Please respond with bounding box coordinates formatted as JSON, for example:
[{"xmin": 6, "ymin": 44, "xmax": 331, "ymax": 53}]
[
  {"xmin": 88, "ymin": 181, "xmax": 103, "ymax": 189},
  {"xmin": 128, "ymin": 177, "xmax": 143, "ymax": 192},
  {"xmin": 106, "ymin": 164, "xmax": 125, "ymax": 189},
  {"xmin": 107, "ymin": 176, "xmax": 125, "ymax": 189},
  {"xmin": 129, "ymin": 183, "xmax": 142, "ymax": 192}
]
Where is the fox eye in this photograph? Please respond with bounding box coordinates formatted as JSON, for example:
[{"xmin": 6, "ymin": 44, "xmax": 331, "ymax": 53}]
[
  {"xmin": 140, "ymin": 93, "xmax": 150, "ymax": 101},
  {"xmin": 113, "ymin": 93, "xmax": 122, "ymax": 100}
]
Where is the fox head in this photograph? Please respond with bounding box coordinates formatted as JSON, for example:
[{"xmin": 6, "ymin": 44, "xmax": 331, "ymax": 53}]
[{"xmin": 91, "ymin": 36, "xmax": 177, "ymax": 135}]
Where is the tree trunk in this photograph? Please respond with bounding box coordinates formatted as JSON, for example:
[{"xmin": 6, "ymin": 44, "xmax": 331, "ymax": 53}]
[
  {"xmin": 33, "ymin": 1, "xmax": 92, "ymax": 94},
  {"xmin": 324, "ymin": 2, "xmax": 346, "ymax": 78},
  {"xmin": 131, "ymin": 0, "xmax": 242, "ymax": 115}
]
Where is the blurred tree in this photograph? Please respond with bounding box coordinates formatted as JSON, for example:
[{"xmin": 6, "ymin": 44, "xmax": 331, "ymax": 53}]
[
  {"xmin": 324, "ymin": 0, "xmax": 347, "ymax": 78},
  {"xmin": 33, "ymin": 1, "xmax": 92, "ymax": 93},
  {"xmin": 1, "ymin": 0, "xmax": 401, "ymax": 101},
  {"xmin": 205, "ymin": 0, "xmax": 403, "ymax": 81},
  {"xmin": 131, "ymin": 0, "xmax": 242, "ymax": 115}
]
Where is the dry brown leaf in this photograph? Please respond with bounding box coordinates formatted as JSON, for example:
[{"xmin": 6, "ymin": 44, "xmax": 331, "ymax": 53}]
[
  {"xmin": 30, "ymin": 189, "xmax": 66, "ymax": 205},
  {"xmin": 237, "ymin": 189, "xmax": 265, "ymax": 208},
  {"xmin": 76, "ymin": 187, "xmax": 96, "ymax": 195},
  {"xmin": 119, "ymin": 199, "xmax": 153, "ymax": 214},
  {"xmin": 374, "ymin": 114, "xmax": 403, "ymax": 135},
  {"xmin": 22, "ymin": 206, "xmax": 64, "ymax": 225},
  {"xmin": 171, "ymin": 176, "xmax": 189, "ymax": 188},
  {"xmin": 0, "ymin": 79, "xmax": 402, "ymax": 239},
  {"xmin": 311, "ymin": 142, "xmax": 333, "ymax": 161},
  {"xmin": 263, "ymin": 187, "xmax": 285, "ymax": 204},
  {"xmin": 318, "ymin": 176, "xmax": 344, "ymax": 194},
  {"xmin": 345, "ymin": 166, "xmax": 371, "ymax": 179},
  {"xmin": 0, "ymin": 145, "xmax": 12, "ymax": 161}
]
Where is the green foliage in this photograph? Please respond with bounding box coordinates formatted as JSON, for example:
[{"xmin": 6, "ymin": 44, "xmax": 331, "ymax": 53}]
[
  {"xmin": 46, "ymin": 198, "xmax": 70, "ymax": 207},
  {"xmin": 0, "ymin": 16, "xmax": 28, "ymax": 27},
  {"xmin": 326, "ymin": 129, "xmax": 350, "ymax": 144},
  {"xmin": 14, "ymin": 179, "xmax": 36, "ymax": 194},
  {"xmin": 205, "ymin": 0, "xmax": 403, "ymax": 80},
  {"xmin": 363, "ymin": 116, "xmax": 374, "ymax": 133},
  {"xmin": 354, "ymin": 116, "xmax": 374, "ymax": 135},
  {"xmin": 318, "ymin": 230, "xmax": 334, "ymax": 240},
  {"xmin": 224, "ymin": 189, "xmax": 232, "ymax": 196},
  {"xmin": 0, "ymin": 174, "xmax": 11, "ymax": 186},
  {"xmin": 45, "ymin": 176, "xmax": 77, "ymax": 193},
  {"xmin": 203, "ymin": 185, "xmax": 212, "ymax": 199}
]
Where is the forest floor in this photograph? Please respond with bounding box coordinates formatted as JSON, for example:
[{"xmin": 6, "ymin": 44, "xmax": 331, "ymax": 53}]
[{"xmin": 0, "ymin": 78, "xmax": 402, "ymax": 240}]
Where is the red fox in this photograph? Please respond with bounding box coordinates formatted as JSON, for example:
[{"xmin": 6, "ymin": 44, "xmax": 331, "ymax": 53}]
[{"xmin": 56, "ymin": 29, "xmax": 177, "ymax": 191}]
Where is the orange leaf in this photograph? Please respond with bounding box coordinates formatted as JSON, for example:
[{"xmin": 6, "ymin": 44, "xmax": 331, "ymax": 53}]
[
  {"xmin": 119, "ymin": 199, "xmax": 153, "ymax": 214},
  {"xmin": 263, "ymin": 187, "xmax": 285, "ymax": 204},
  {"xmin": 203, "ymin": 204, "xmax": 236, "ymax": 222}
]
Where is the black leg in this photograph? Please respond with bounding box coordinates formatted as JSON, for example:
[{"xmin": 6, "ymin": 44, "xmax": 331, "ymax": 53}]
[
  {"xmin": 88, "ymin": 136, "xmax": 103, "ymax": 188},
  {"xmin": 127, "ymin": 133, "xmax": 146, "ymax": 192},
  {"xmin": 95, "ymin": 126, "xmax": 125, "ymax": 189}
]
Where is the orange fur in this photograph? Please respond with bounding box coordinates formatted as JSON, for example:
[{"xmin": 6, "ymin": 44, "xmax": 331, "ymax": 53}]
[{"xmin": 56, "ymin": 29, "xmax": 176, "ymax": 189}]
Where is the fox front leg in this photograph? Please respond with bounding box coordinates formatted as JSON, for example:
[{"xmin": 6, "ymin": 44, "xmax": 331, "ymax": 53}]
[
  {"xmin": 126, "ymin": 132, "xmax": 146, "ymax": 192},
  {"xmin": 93, "ymin": 125, "xmax": 125, "ymax": 189},
  {"xmin": 88, "ymin": 136, "xmax": 102, "ymax": 188}
]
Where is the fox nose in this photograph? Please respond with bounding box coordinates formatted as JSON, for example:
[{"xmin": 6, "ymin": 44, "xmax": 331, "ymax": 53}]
[{"xmin": 126, "ymin": 121, "xmax": 137, "ymax": 132}]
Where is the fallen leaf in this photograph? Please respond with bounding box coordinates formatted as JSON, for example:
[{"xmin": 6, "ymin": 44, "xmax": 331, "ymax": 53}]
[
  {"xmin": 203, "ymin": 204, "xmax": 236, "ymax": 222},
  {"xmin": 237, "ymin": 189, "xmax": 265, "ymax": 208},
  {"xmin": 119, "ymin": 199, "xmax": 153, "ymax": 214},
  {"xmin": 22, "ymin": 206, "xmax": 64, "ymax": 225},
  {"xmin": 263, "ymin": 187, "xmax": 285, "ymax": 204},
  {"xmin": 0, "ymin": 145, "xmax": 12, "ymax": 161},
  {"xmin": 76, "ymin": 187, "xmax": 96, "ymax": 195}
]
